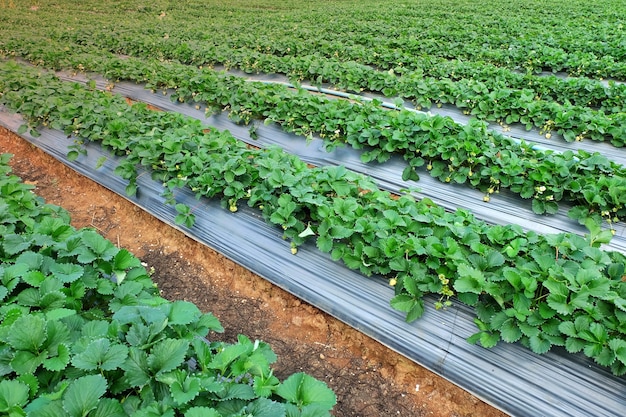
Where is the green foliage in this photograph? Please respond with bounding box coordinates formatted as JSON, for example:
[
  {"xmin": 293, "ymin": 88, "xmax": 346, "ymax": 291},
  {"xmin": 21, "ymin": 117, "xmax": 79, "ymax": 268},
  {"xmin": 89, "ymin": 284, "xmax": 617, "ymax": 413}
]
[
  {"xmin": 2, "ymin": 57, "xmax": 626, "ymax": 375},
  {"xmin": 1, "ymin": 0, "xmax": 626, "ymax": 379},
  {"xmin": 0, "ymin": 156, "xmax": 336, "ymax": 416}
]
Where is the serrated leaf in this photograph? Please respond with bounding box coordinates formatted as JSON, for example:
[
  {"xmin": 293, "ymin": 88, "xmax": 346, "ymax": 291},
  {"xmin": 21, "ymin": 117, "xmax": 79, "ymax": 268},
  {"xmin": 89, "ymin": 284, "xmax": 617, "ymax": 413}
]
[
  {"xmin": 529, "ymin": 335, "xmax": 552, "ymax": 354},
  {"xmin": 389, "ymin": 294, "xmax": 416, "ymax": 313},
  {"xmin": 7, "ymin": 315, "xmax": 47, "ymax": 352},
  {"xmin": 315, "ymin": 236, "xmax": 333, "ymax": 253},
  {"xmin": 62, "ymin": 374, "xmax": 107, "ymax": 417},
  {"xmin": 17, "ymin": 374, "xmax": 38, "ymax": 398},
  {"xmin": 276, "ymin": 372, "xmax": 336, "ymax": 410},
  {"xmin": 184, "ymin": 407, "xmax": 221, "ymax": 417},
  {"xmin": 113, "ymin": 305, "xmax": 167, "ymax": 325},
  {"xmin": 49, "ymin": 262, "xmax": 84, "ymax": 283},
  {"xmin": 72, "ymin": 338, "xmax": 128, "ymax": 371},
  {"xmin": 15, "ymin": 251, "xmax": 43, "ymax": 270},
  {"xmin": 253, "ymin": 374, "xmax": 280, "ymax": 398},
  {"xmin": 207, "ymin": 343, "xmax": 249, "ymax": 373},
  {"xmin": 2, "ymin": 234, "xmax": 31, "ymax": 255},
  {"xmin": 171, "ymin": 377, "xmax": 201, "ymax": 405},
  {"xmin": 486, "ymin": 250, "xmax": 505, "ymax": 269},
  {"xmin": 23, "ymin": 271, "xmax": 47, "ymax": 287},
  {"xmin": 124, "ymin": 348, "xmax": 151, "ymax": 387},
  {"xmin": 0, "ymin": 380, "xmax": 30, "ymax": 412},
  {"xmin": 595, "ymin": 347, "xmax": 616, "ymax": 367},
  {"xmin": 609, "ymin": 339, "xmax": 626, "ymax": 365},
  {"xmin": 246, "ymin": 397, "xmax": 286, "ymax": 417},
  {"xmin": 10, "ymin": 350, "xmax": 46, "ymax": 375},
  {"xmin": 518, "ymin": 321, "xmax": 541, "ymax": 338},
  {"xmin": 81, "ymin": 230, "xmax": 118, "ymax": 260},
  {"xmin": 499, "ymin": 319, "xmax": 522, "ymax": 343},
  {"xmin": 25, "ymin": 398, "xmax": 65, "ymax": 417},
  {"xmin": 91, "ymin": 398, "xmax": 126, "ymax": 417},
  {"xmin": 148, "ymin": 338, "xmax": 189, "ymax": 374},
  {"xmin": 479, "ymin": 332, "xmax": 500, "ymax": 348},
  {"xmin": 43, "ymin": 343, "xmax": 70, "ymax": 372},
  {"xmin": 45, "ymin": 308, "xmax": 76, "ymax": 321},
  {"xmin": 558, "ymin": 321, "xmax": 577, "ymax": 337},
  {"xmin": 453, "ymin": 264, "xmax": 485, "ymax": 294},
  {"xmin": 113, "ymin": 249, "xmax": 141, "ymax": 271},
  {"xmin": 166, "ymin": 300, "xmax": 201, "ymax": 326}
]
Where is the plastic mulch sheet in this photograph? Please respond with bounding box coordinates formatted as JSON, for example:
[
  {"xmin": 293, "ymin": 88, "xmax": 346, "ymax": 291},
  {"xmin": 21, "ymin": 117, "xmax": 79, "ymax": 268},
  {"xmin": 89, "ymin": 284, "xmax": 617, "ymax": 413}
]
[
  {"xmin": 63, "ymin": 75, "xmax": 625, "ymax": 252},
  {"xmin": 1, "ymin": 107, "xmax": 625, "ymax": 417}
]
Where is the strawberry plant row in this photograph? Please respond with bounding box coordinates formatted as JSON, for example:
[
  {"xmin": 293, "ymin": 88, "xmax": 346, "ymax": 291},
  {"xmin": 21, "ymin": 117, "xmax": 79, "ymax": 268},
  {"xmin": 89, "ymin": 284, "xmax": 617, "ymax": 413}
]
[
  {"xmin": 0, "ymin": 153, "xmax": 337, "ymax": 416},
  {"xmin": 4, "ymin": 54, "xmax": 626, "ymax": 225},
  {"xmin": 36, "ymin": 32, "xmax": 626, "ymax": 148},
  {"xmin": 50, "ymin": 0, "xmax": 626, "ymax": 79},
  {"xmin": 2, "ymin": 62, "xmax": 626, "ymax": 375},
  {"xmin": 53, "ymin": 27, "xmax": 626, "ymax": 113}
]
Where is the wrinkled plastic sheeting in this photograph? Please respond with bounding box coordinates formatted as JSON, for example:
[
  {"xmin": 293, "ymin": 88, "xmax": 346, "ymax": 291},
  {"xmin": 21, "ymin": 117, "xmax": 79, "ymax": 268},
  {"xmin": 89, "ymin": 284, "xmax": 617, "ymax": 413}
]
[
  {"xmin": 1, "ymin": 109, "xmax": 625, "ymax": 417},
  {"xmin": 96, "ymin": 77, "xmax": 626, "ymax": 252}
]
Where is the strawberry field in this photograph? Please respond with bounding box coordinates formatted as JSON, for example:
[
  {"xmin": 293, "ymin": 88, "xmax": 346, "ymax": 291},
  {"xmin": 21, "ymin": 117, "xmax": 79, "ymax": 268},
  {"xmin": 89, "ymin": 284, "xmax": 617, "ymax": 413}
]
[{"xmin": 1, "ymin": 0, "xmax": 626, "ymax": 416}]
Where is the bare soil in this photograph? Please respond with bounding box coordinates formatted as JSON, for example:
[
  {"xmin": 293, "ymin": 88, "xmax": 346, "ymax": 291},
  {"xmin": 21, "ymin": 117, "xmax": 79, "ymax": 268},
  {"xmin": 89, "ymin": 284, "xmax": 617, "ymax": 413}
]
[{"xmin": 0, "ymin": 126, "xmax": 508, "ymax": 417}]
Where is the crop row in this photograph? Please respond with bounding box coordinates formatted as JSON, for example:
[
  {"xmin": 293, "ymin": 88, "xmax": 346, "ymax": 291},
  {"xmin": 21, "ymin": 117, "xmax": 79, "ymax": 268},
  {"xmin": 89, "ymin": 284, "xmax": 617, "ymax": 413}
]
[
  {"xmin": 3, "ymin": 52, "xmax": 626, "ymax": 226},
  {"xmin": 48, "ymin": 30, "xmax": 626, "ymax": 149},
  {"xmin": 2, "ymin": 62, "xmax": 626, "ymax": 375},
  {"xmin": 3, "ymin": 1, "xmax": 626, "ymax": 151},
  {"xmin": 42, "ymin": 0, "xmax": 626, "ymax": 78},
  {"xmin": 0, "ymin": 153, "xmax": 336, "ymax": 416},
  {"xmin": 6, "ymin": 27, "xmax": 625, "ymax": 150}
]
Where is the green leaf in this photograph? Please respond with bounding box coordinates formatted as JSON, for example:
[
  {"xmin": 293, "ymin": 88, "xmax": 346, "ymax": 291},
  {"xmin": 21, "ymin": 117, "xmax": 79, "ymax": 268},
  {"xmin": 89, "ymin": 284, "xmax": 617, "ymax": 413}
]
[
  {"xmin": 246, "ymin": 397, "xmax": 287, "ymax": 417},
  {"xmin": 254, "ymin": 374, "xmax": 280, "ymax": 398},
  {"xmin": 499, "ymin": 319, "xmax": 522, "ymax": 343},
  {"xmin": 609, "ymin": 339, "xmax": 626, "ymax": 365},
  {"xmin": 390, "ymin": 294, "xmax": 425, "ymax": 322},
  {"xmin": 184, "ymin": 407, "xmax": 221, "ymax": 417},
  {"xmin": 124, "ymin": 348, "xmax": 151, "ymax": 387},
  {"xmin": 114, "ymin": 249, "xmax": 140, "ymax": 271},
  {"xmin": 91, "ymin": 398, "xmax": 126, "ymax": 417},
  {"xmin": 2, "ymin": 234, "xmax": 30, "ymax": 256},
  {"xmin": 81, "ymin": 230, "xmax": 117, "ymax": 260},
  {"xmin": 10, "ymin": 350, "xmax": 46, "ymax": 375},
  {"xmin": 453, "ymin": 264, "xmax": 485, "ymax": 294},
  {"xmin": 528, "ymin": 335, "xmax": 552, "ymax": 354},
  {"xmin": 485, "ymin": 250, "xmax": 505, "ymax": 269},
  {"xmin": 23, "ymin": 271, "xmax": 47, "ymax": 287},
  {"xmin": 72, "ymin": 338, "xmax": 129, "ymax": 371},
  {"xmin": 43, "ymin": 343, "xmax": 70, "ymax": 372},
  {"xmin": 276, "ymin": 372, "xmax": 336, "ymax": 411},
  {"xmin": 207, "ymin": 343, "xmax": 249, "ymax": 373},
  {"xmin": 45, "ymin": 308, "xmax": 76, "ymax": 321},
  {"xmin": 15, "ymin": 251, "xmax": 43, "ymax": 270},
  {"xmin": 148, "ymin": 338, "xmax": 189, "ymax": 374},
  {"xmin": 170, "ymin": 376, "xmax": 201, "ymax": 405},
  {"xmin": 166, "ymin": 300, "xmax": 201, "ymax": 326},
  {"xmin": 0, "ymin": 380, "xmax": 30, "ymax": 412},
  {"xmin": 479, "ymin": 332, "xmax": 500, "ymax": 348},
  {"xmin": 62, "ymin": 374, "xmax": 107, "ymax": 417},
  {"xmin": 6, "ymin": 315, "xmax": 47, "ymax": 352},
  {"xmin": 49, "ymin": 262, "xmax": 84, "ymax": 283},
  {"xmin": 315, "ymin": 236, "xmax": 333, "ymax": 253}
]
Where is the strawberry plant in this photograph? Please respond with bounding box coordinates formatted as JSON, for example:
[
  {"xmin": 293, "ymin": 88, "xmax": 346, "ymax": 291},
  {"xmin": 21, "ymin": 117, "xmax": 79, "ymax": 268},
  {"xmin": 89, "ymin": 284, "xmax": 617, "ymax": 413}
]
[
  {"xmin": 3, "ymin": 58, "xmax": 625, "ymax": 226},
  {"xmin": 0, "ymin": 153, "xmax": 337, "ymax": 417},
  {"xmin": 2, "ymin": 64, "xmax": 626, "ymax": 375}
]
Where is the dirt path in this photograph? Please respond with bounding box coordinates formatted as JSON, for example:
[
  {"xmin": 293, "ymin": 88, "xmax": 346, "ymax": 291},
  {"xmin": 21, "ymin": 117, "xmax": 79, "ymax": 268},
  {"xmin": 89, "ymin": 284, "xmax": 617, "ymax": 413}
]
[{"xmin": 0, "ymin": 126, "xmax": 508, "ymax": 417}]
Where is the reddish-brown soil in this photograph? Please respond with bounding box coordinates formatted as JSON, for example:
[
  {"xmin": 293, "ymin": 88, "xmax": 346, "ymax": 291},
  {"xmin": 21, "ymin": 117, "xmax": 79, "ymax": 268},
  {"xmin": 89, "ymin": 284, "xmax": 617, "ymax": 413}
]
[{"xmin": 0, "ymin": 126, "xmax": 509, "ymax": 417}]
